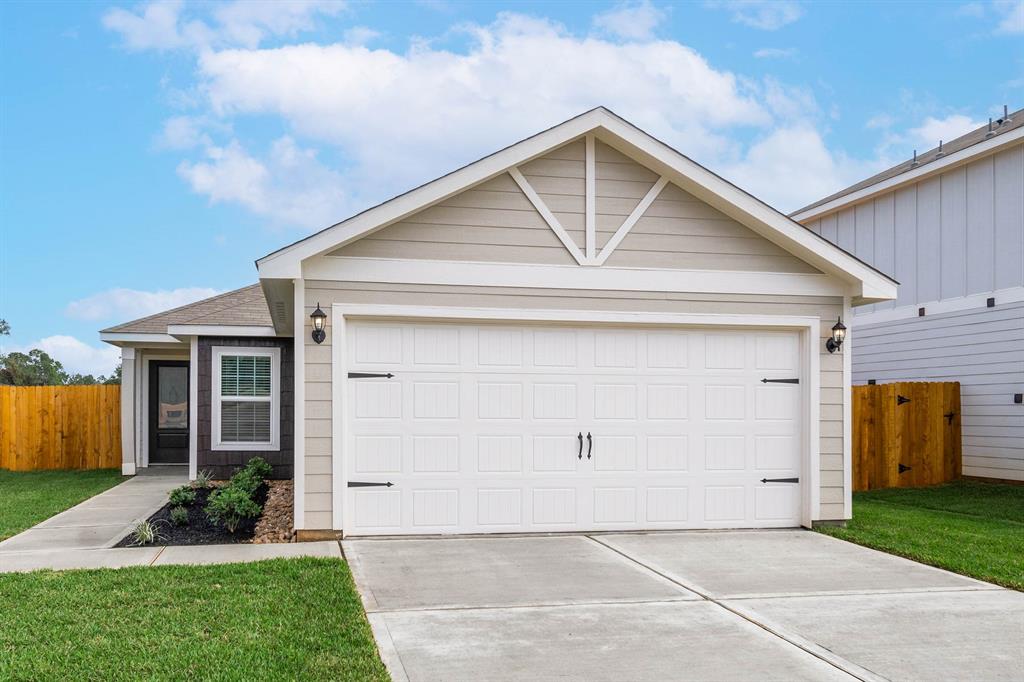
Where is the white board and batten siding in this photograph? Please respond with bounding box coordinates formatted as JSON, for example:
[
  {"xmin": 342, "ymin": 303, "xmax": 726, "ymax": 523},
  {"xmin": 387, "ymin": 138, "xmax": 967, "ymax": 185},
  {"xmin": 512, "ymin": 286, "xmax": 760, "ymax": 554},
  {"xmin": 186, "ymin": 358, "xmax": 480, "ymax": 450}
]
[
  {"xmin": 802, "ymin": 141, "xmax": 1024, "ymax": 482},
  {"xmin": 853, "ymin": 302, "xmax": 1024, "ymax": 481}
]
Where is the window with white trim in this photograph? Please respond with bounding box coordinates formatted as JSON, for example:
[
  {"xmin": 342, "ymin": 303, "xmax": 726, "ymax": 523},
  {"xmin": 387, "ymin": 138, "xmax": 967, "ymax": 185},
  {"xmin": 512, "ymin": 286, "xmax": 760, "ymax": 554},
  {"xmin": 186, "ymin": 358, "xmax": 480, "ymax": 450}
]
[{"xmin": 212, "ymin": 347, "xmax": 280, "ymax": 451}]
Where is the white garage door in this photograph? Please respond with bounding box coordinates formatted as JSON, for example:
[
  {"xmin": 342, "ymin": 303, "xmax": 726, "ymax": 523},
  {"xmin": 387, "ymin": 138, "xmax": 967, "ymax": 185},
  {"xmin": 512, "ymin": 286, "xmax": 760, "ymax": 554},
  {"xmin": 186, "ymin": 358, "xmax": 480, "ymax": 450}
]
[{"xmin": 343, "ymin": 321, "xmax": 803, "ymax": 535}]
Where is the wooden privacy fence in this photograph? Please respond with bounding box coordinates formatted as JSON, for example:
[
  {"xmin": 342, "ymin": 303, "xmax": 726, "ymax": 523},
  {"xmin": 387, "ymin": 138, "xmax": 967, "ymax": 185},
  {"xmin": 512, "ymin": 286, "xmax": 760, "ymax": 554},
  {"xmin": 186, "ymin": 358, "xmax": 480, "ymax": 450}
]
[
  {"xmin": 0, "ymin": 385, "xmax": 121, "ymax": 471},
  {"xmin": 852, "ymin": 382, "xmax": 961, "ymax": 491}
]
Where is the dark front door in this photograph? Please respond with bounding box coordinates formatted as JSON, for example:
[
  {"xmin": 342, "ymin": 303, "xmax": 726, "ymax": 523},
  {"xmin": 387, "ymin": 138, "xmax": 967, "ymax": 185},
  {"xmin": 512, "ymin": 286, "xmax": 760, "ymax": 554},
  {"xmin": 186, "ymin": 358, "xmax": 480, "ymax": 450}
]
[{"xmin": 149, "ymin": 361, "xmax": 189, "ymax": 464}]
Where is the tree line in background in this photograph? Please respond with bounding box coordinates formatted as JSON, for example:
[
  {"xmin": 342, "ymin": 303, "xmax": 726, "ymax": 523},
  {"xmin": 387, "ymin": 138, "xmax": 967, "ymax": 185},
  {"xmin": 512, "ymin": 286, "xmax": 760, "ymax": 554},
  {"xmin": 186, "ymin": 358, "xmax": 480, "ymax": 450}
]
[{"xmin": 0, "ymin": 319, "xmax": 120, "ymax": 386}]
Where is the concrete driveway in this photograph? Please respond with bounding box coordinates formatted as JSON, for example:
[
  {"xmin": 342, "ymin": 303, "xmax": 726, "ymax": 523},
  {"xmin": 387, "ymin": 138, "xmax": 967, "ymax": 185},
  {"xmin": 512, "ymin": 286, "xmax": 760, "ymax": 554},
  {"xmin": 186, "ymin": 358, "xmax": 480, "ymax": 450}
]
[{"xmin": 343, "ymin": 531, "xmax": 1024, "ymax": 681}]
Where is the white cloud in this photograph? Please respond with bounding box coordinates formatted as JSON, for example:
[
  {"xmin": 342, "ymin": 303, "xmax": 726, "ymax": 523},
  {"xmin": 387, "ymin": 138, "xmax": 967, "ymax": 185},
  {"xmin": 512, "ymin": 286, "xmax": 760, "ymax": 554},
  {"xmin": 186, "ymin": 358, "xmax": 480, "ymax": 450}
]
[
  {"xmin": 65, "ymin": 286, "xmax": 221, "ymax": 322},
  {"xmin": 956, "ymin": 1, "xmax": 1023, "ymax": 34},
  {"xmin": 908, "ymin": 114, "xmax": 984, "ymax": 148},
  {"xmin": 722, "ymin": 126, "xmax": 890, "ymax": 212},
  {"xmin": 156, "ymin": 115, "xmax": 213, "ymax": 149},
  {"xmin": 707, "ymin": 1, "xmax": 803, "ymax": 30},
  {"xmin": 103, "ymin": 0, "xmax": 346, "ymax": 51},
  {"xmin": 994, "ymin": 0, "xmax": 1024, "ymax": 33},
  {"xmin": 177, "ymin": 136, "xmax": 349, "ymax": 228},
  {"xmin": 593, "ymin": 1, "xmax": 666, "ymax": 41},
  {"xmin": 186, "ymin": 13, "xmax": 782, "ymax": 217},
  {"xmin": 2, "ymin": 336, "xmax": 121, "ymax": 378},
  {"xmin": 753, "ymin": 47, "xmax": 796, "ymax": 59}
]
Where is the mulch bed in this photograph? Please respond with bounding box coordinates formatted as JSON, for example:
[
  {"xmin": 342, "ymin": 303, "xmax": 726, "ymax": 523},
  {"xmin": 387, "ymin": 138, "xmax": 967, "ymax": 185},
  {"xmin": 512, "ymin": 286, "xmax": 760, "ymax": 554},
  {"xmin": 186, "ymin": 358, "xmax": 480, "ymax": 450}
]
[{"xmin": 116, "ymin": 484, "xmax": 269, "ymax": 547}]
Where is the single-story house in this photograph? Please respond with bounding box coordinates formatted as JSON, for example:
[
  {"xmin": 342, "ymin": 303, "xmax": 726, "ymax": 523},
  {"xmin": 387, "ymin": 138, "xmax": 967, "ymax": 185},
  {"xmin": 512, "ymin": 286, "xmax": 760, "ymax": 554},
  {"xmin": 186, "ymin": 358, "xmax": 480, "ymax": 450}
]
[
  {"xmin": 791, "ymin": 108, "xmax": 1024, "ymax": 482},
  {"xmin": 101, "ymin": 107, "xmax": 897, "ymax": 538}
]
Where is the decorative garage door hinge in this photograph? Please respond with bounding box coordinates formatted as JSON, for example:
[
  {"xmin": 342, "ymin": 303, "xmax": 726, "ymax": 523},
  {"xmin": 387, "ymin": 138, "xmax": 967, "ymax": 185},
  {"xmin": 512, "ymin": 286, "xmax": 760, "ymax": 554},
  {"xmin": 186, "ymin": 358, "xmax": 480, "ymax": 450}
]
[
  {"xmin": 760, "ymin": 477, "xmax": 799, "ymax": 483},
  {"xmin": 761, "ymin": 378, "xmax": 799, "ymax": 384},
  {"xmin": 347, "ymin": 481, "xmax": 394, "ymax": 487},
  {"xmin": 347, "ymin": 372, "xmax": 394, "ymax": 379}
]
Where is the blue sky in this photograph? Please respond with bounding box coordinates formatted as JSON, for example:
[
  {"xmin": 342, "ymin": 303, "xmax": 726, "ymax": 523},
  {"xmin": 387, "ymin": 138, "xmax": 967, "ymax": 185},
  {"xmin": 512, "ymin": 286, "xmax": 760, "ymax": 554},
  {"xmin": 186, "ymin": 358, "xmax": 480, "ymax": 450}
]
[{"xmin": 1, "ymin": 0, "xmax": 1022, "ymax": 375}]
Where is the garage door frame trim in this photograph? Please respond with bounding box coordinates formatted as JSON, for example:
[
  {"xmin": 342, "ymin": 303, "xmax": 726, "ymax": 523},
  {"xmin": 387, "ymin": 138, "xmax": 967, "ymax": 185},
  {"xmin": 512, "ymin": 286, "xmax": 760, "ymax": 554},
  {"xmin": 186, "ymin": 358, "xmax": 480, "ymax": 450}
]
[{"xmin": 330, "ymin": 303, "xmax": 822, "ymax": 533}]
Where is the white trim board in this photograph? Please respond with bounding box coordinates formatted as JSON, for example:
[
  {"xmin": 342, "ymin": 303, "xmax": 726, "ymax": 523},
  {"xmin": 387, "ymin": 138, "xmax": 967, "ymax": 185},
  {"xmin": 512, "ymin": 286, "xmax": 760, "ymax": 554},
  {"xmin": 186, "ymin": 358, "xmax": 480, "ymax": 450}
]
[
  {"xmin": 852, "ymin": 286, "xmax": 1024, "ymax": 327},
  {"xmin": 100, "ymin": 332, "xmax": 183, "ymax": 346},
  {"xmin": 168, "ymin": 324, "xmax": 278, "ymax": 338},
  {"xmin": 139, "ymin": 350, "xmax": 191, "ymax": 471},
  {"xmin": 308, "ymin": 256, "xmax": 857, "ymax": 300},
  {"xmin": 210, "ymin": 346, "xmax": 282, "ymax": 452},
  {"xmin": 792, "ymin": 127, "xmax": 1024, "ymax": 222},
  {"xmin": 292, "ymin": 279, "xmax": 306, "ymax": 529},
  {"xmin": 330, "ymin": 303, "xmax": 824, "ymax": 534},
  {"xmin": 257, "ymin": 107, "xmax": 896, "ymax": 303}
]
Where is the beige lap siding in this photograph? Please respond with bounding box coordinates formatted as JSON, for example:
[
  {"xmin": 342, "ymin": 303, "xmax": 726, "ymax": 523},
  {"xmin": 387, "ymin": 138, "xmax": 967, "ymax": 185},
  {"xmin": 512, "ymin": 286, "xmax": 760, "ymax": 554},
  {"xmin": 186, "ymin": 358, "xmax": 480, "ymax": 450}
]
[
  {"xmin": 301, "ymin": 282, "xmax": 846, "ymax": 529},
  {"xmin": 330, "ymin": 139, "xmax": 820, "ymax": 275}
]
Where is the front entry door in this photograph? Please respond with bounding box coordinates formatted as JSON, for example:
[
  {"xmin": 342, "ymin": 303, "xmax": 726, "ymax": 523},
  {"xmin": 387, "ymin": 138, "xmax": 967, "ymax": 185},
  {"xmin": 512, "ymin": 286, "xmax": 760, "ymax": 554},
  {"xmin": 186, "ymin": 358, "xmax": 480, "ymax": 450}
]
[{"xmin": 149, "ymin": 361, "xmax": 189, "ymax": 464}]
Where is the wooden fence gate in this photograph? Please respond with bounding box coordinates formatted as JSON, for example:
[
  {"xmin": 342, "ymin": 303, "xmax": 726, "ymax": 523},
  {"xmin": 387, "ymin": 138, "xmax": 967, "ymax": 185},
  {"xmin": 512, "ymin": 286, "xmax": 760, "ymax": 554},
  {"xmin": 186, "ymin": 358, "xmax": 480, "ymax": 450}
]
[
  {"xmin": 852, "ymin": 382, "xmax": 961, "ymax": 491},
  {"xmin": 0, "ymin": 385, "xmax": 121, "ymax": 470}
]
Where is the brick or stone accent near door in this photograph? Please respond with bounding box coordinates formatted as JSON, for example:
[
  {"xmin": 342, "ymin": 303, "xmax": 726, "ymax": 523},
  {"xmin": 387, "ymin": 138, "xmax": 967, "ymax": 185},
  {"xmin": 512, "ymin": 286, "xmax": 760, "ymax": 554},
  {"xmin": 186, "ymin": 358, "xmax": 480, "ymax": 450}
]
[{"xmin": 197, "ymin": 336, "xmax": 294, "ymax": 479}]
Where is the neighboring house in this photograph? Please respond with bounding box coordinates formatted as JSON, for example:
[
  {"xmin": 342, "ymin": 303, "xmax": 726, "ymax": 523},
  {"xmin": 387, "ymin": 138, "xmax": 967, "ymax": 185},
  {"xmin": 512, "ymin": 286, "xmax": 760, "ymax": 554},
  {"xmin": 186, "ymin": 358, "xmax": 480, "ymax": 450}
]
[
  {"xmin": 101, "ymin": 107, "xmax": 896, "ymax": 538},
  {"xmin": 792, "ymin": 109, "xmax": 1024, "ymax": 483}
]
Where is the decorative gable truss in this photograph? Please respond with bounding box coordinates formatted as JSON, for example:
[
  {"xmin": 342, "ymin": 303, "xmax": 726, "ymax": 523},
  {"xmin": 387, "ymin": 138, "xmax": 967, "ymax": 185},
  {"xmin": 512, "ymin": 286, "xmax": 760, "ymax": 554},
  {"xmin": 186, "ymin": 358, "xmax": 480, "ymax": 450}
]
[{"xmin": 507, "ymin": 135, "xmax": 669, "ymax": 266}]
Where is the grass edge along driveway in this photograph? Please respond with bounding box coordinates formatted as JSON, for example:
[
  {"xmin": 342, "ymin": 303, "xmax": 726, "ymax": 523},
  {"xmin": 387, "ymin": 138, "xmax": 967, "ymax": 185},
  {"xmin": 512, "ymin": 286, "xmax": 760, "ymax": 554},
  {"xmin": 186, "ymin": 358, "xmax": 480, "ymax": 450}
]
[
  {"xmin": 0, "ymin": 468, "xmax": 125, "ymax": 540},
  {"xmin": 0, "ymin": 557, "xmax": 389, "ymax": 681},
  {"xmin": 816, "ymin": 481, "xmax": 1024, "ymax": 591}
]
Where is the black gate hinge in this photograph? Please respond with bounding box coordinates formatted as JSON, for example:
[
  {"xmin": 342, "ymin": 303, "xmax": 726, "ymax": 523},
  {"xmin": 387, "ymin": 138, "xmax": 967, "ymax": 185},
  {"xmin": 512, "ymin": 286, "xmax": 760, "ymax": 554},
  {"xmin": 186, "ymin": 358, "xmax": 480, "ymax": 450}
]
[
  {"xmin": 897, "ymin": 395, "xmax": 911, "ymax": 405},
  {"xmin": 347, "ymin": 372, "xmax": 394, "ymax": 379},
  {"xmin": 898, "ymin": 464, "xmax": 912, "ymax": 474},
  {"xmin": 761, "ymin": 378, "xmax": 799, "ymax": 384}
]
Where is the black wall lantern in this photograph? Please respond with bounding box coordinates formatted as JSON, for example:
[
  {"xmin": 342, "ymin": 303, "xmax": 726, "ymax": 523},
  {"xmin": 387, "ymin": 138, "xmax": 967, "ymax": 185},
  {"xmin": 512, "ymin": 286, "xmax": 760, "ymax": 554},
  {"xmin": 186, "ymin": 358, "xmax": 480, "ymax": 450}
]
[
  {"xmin": 826, "ymin": 317, "xmax": 847, "ymax": 353},
  {"xmin": 310, "ymin": 303, "xmax": 327, "ymax": 344}
]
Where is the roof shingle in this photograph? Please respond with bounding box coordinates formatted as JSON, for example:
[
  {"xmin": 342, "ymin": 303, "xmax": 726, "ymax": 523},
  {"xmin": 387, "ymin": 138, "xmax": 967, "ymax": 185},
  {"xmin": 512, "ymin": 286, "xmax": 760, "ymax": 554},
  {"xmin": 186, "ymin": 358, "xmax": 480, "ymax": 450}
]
[{"xmin": 101, "ymin": 284, "xmax": 271, "ymax": 334}]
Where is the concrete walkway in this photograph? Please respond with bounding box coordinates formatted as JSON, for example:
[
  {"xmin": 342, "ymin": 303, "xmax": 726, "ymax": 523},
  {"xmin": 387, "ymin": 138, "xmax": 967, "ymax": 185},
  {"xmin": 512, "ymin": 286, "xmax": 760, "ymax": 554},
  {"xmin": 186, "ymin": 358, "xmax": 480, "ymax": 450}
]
[
  {"xmin": 0, "ymin": 468, "xmax": 341, "ymax": 573},
  {"xmin": 0, "ymin": 467, "xmax": 187, "ymax": 553},
  {"xmin": 345, "ymin": 531, "xmax": 1024, "ymax": 682}
]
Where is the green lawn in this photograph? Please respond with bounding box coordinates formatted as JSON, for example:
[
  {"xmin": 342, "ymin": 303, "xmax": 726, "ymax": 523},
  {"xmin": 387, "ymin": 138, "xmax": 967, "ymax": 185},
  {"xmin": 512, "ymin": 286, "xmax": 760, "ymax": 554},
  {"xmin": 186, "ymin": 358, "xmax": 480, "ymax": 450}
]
[
  {"xmin": 816, "ymin": 481, "xmax": 1024, "ymax": 590},
  {"xmin": 0, "ymin": 468, "xmax": 126, "ymax": 540},
  {"xmin": 0, "ymin": 558, "xmax": 389, "ymax": 681}
]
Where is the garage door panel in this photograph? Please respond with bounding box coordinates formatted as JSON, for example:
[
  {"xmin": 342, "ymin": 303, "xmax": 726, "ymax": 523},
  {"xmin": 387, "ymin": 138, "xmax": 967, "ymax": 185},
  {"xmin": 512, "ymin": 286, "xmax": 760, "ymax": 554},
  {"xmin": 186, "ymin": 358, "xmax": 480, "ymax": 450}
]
[
  {"xmin": 533, "ymin": 487, "xmax": 578, "ymax": 525},
  {"xmin": 592, "ymin": 435, "xmax": 637, "ymax": 471},
  {"xmin": 477, "ymin": 435, "xmax": 523, "ymax": 472},
  {"xmin": 754, "ymin": 385, "xmax": 799, "ymax": 421},
  {"xmin": 705, "ymin": 385, "xmax": 746, "ymax": 420},
  {"xmin": 594, "ymin": 384, "xmax": 638, "ymax": 419},
  {"xmin": 345, "ymin": 321, "xmax": 803, "ymax": 535},
  {"xmin": 646, "ymin": 384, "xmax": 688, "ymax": 419},
  {"xmin": 645, "ymin": 436, "xmax": 689, "ymax": 471},
  {"xmin": 754, "ymin": 485, "xmax": 800, "ymax": 521},
  {"xmin": 477, "ymin": 328, "xmax": 524, "ymax": 367},
  {"xmin": 646, "ymin": 332, "xmax": 689, "ymax": 368},
  {"xmin": 412, "ymin": 435, "xmax": 460, "ymax": 473},
  {"xmin": 354, "ymin": 435, "xmax": 403, "ymax": 473},
  {"xmin": 532, "ymin": 330, "xmax": 578, "ymax": 367},
  {"xmin": 533, "ymin": 435, "xmax": 579, "ymax": 472}
]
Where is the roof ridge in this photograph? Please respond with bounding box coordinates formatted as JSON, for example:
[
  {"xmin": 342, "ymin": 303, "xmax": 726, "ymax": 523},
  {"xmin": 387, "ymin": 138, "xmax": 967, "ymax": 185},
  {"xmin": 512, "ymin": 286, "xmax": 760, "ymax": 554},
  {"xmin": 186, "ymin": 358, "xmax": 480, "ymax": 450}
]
[{"xmin": 100, "ymin": 283, "xmax": 261, "ymax": 333}]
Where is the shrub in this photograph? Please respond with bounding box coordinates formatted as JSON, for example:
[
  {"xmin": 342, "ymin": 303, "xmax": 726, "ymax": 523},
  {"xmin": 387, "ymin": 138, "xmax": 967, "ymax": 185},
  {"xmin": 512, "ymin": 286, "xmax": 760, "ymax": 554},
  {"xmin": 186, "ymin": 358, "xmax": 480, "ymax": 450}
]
[
  {"xmin": 243, "ymin": 456, "xmax": 272, "ymax": 480},
  {"xmin": 169, "ymin": 505, "xmax": 189, "ymax": 526},
  {"xmin": 229, "ymin": 469, "xmax": 263, "ymax": 497},
  {"xmin": 128, "ymin": 520, "xmax": 165, "ymax": 546},
  {"xmin": 168, "ymin": 485, "xmax": 197, "ymax": 507},
  {"xmin": 192, "ymin": 469, "xmax": 214, "ymax": 489},
  {"xmin": 206, "ymin": 486, "xmax": 261, "ymax": 533}
]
